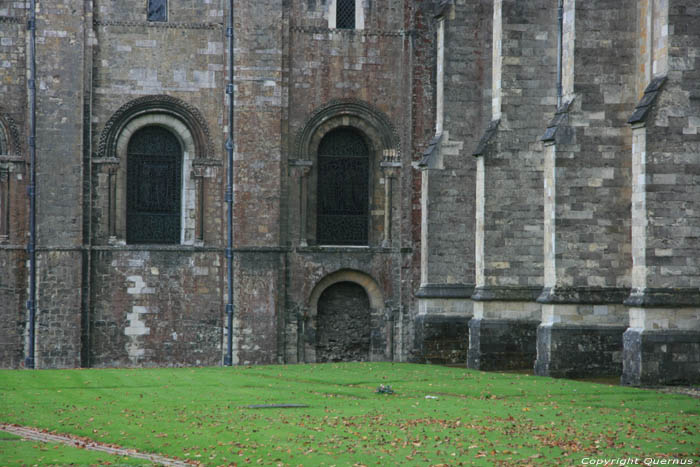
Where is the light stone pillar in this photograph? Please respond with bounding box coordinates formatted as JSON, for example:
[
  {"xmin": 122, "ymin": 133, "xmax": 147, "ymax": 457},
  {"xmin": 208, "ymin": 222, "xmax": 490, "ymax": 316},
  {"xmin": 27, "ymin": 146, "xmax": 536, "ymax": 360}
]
[
  {"xmin": 380, "ymin": 151, "xmax": 400, "ymax": 248},
  {"xmin": 290, "ymin": 160, "xmax": 312, "ymax": 247}
]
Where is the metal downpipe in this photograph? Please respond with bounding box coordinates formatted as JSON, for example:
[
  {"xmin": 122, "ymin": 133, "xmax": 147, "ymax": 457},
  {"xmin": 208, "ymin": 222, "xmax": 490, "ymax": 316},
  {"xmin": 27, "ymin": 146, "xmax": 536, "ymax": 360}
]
[
  {"xmin": 25, "ymin": 0, "xmax": 37, "ymax": 369},
  {"xmin": 224, "ymin": 0, "xmax": 235, "ymax": 366},
  {"xmin": 557, "ymin": 0, "xmax": 563, "ymax": 108}
]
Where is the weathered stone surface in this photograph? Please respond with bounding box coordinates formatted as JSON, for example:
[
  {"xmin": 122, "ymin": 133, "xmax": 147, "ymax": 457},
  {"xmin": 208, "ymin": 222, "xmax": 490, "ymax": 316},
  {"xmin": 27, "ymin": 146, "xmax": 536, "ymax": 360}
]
[
  {"xmin": 89, "ymin": 248, "xmax": 223, "ymax": 367},
  {"xmin": 468, "ymin": 319, "xmax": 538, "ymax": 371},
  {"xmin": 622, "ymin": 328, "xmax": 700, "ymax": 386},
  {"xmin": 535, "ymin": 324, "xmax": 626, "ymax": 378},
  {"xmin": 414, "ymin": 314, "xmax": 470, "ymax": 365},
  {"xmin": 316, "ymin": 281, "xmax": 371, "ymax": 362},
  {"xmin": 0, "ymin": 250, "xmax": 26, "ymax": 368}
]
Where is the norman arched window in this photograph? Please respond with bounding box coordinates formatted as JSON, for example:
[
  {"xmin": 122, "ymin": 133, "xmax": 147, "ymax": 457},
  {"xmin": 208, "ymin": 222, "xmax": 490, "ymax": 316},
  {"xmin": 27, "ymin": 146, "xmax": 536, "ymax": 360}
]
[
  {"xmin": 126, "ymin": 126, "xmax": 182, "ymax": 244},
  {"xmin": 317, "ymin": 127, "xmax": 369, "ymax": 245}
]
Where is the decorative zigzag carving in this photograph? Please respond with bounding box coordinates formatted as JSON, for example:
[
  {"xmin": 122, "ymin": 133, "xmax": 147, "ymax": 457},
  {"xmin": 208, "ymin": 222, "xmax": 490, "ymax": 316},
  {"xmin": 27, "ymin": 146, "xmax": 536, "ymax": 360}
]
[
  {"xmin": 293, "ymin": 98, "xmax": 401, "ymax": 159},
  {"xmin": 95, "ymin": 95, "xmax": 215, "ymax": 161},
  {"xmin": 0, "ymin": 109, "xmax": 22, "ymax": 157}
]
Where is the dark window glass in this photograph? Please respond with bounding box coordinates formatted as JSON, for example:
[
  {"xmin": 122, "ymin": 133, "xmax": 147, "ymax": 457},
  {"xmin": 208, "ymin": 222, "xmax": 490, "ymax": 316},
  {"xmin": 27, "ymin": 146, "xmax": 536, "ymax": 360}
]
[
  {"xmin": 0, "ymin": 168, "xmax": 9, "ymax": 239},
  {"xmin": 336, "ymin": 0, "xmax": 355, "ymax": 29},
  {"xmin": 0, "ymin": 123, "xmax": 7, "ymax": 154},
  {"xmin": 147, "ymin": 0, "xmax": 167, "ymax": 22},
  {"xmin": 127, "ymin": 126, "xmax": 181, "ymax": 244},
  {"xmin": 317, "ymin": 128, "xmax": 369, "ymax": 245}
]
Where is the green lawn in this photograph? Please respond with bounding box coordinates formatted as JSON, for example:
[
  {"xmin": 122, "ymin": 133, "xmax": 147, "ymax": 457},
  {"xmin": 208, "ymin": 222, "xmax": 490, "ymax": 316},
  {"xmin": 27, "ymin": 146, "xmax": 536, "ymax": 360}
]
[
  {"xmin": 0, "ymin": 431, "xmax": 154, "ymax": 466},
  {"xmin": 0, "ymin": 363, "xmax": 698, "ymax": 466}
]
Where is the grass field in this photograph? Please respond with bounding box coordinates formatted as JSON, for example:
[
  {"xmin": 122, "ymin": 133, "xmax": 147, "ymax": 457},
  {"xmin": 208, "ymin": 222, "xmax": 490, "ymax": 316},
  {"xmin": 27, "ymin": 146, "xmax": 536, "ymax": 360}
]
[
  {"xmin": 1, "ymin": 362, "xmax": 698, "ymax": 466},
  {"xmin": 0, "ymin": 431, "xmax": 153, "ymax": 466}
]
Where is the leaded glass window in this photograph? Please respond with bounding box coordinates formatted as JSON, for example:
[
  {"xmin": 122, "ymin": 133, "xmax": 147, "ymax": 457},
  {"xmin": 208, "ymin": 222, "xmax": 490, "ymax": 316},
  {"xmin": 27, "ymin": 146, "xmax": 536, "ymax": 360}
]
[
  {"xmin": 317, "ymin": 128, "xmax": 369, "ymax": 245},
  {"xmin": 0, "ymin": 168, "xmax": 9, "ymax": 240},
  {"xmin": 0, "ymin": 123, "xmax": 8, "ymax": 155},
  {"xmin": 127, "ymin": 126, "xmax": 181, "ymax": 244},
  {"xmin": 147, "ymin": 0, "xmax": 167, "ymax": 22},
  {"xmin": 336, "ymin": 0, "xmax": 355, "ymax": 29}
]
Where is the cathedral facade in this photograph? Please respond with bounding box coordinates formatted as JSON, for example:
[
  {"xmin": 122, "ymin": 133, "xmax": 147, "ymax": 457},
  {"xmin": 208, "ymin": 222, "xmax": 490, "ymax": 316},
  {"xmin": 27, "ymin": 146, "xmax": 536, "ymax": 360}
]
[{"xmin": 0, "ymin": 0, "xmax": 698, "ymax": 385}]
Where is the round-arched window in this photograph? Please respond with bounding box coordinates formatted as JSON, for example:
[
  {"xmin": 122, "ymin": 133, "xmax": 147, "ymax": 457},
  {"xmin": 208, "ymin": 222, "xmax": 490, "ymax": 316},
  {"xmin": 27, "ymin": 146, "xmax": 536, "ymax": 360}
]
[
  {"xmin": 316, "ymin": 127, "xmax": 369, "ymax": 245},
  {"xmin": 0, "ymin": 122, "xmax": 8, "ymax": 155},
  {"xmin": 126, "ymin": 126, "xmax": 182, "ymax": 244}
]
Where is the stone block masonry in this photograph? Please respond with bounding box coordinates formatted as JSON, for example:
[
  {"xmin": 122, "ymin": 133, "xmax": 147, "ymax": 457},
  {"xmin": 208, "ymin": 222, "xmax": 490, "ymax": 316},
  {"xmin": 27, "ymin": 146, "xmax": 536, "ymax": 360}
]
[
  {"xmin": 469, "ymin": 0, "xmax": 558, "ymax": 371},
  {"xmin": 0, "ymin": 250, "xmax": 26, "ymax": 368},
  {"xmin": 89, "ymin": 249, "xmax": 223, "ymax": 367},
  {"xmin": 621, "ymin": 0, "xmax": 700, "ymax": 385},
  {"xmin": 415, "ymin": 0, "xmax": 492, "ymax": 364},
  {"xmin": 30, "ymin": 0, "xmax": 87, "ymax": 369},
  {"xmin": 0, "ymin": 5, "xmax": 28, "ymax": 369},
  {"xmin": 415, "ymin": 313, "xmax": 470, "ymax": 365},
  {"xmin": 534, "ymin": 0, "xmax": 636, "ymax": 379},
  {"xmin": 0, "ymin": 0, "xmax": 698, "ymax": 385}
]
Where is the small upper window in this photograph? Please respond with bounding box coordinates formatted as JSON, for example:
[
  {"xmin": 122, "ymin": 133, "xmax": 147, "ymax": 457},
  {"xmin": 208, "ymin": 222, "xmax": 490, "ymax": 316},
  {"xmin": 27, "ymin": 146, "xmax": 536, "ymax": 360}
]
[
  {"xmin": 147, "ymin": 0, "xmax": 167, "ymax": 22},
  {"xmin": 336, "ymin": 0, "xmax": 356, "ymax": 29}
]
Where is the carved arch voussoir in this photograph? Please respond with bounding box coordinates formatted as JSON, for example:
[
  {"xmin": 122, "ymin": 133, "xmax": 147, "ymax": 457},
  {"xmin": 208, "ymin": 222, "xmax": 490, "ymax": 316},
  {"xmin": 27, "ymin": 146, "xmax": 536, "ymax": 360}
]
[
  {"xmin": 308, "ymin": 268, "xmax": 384, "ymax": 313},
  {"xmin": 95, "ymin": 95, "xmax": 215, "ymax": 161},
  {"xmin": 0, "ymin": 109, "xmax": 22, "ymax": 156},
  {"xmin": 294, "ymin": 99, "xmax": 401, "ymax": 159}
]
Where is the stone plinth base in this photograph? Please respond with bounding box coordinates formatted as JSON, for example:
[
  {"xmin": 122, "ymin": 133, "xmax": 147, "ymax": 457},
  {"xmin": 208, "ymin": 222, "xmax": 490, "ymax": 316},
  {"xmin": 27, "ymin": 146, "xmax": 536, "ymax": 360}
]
[
  {"xmin": 414, "ymin": 314, "xmax": 471, "ymax": 365},
  {"xmin": 622, "ymin": 328, "xmax": 700, "ymax": 386},
  {"xmin": 467, "ymin": 319, "xmax": 538, "ymax": 370},
  {"xmin": 535, "ymin": 324, "xmax": 626, "ymax": 378}
]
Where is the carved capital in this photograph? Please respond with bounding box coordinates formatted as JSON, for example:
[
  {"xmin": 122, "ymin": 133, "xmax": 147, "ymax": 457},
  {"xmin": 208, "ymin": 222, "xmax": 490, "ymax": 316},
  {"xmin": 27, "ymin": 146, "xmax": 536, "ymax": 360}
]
[{"xmin": 290, "ymin": 159, "xmax": 313, "ymax": 178}]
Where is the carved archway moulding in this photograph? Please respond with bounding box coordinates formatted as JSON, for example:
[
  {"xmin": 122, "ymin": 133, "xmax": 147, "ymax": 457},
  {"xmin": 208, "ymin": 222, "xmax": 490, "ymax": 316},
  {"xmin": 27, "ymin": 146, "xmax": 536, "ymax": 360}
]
[
  {"xmin": 307, "ymin": 269, "xmax": 384, "ymax": 313},
  {"xmin": 293, "ymin": 98, "xmax": 401, "ymax": 160},
  {"xmin": 0, "ymin": 108, "xmax": 22, "ymax": 157},
  {"xmin": 95, "ymin": 95, "xmax": 216, "ymax": 162}
]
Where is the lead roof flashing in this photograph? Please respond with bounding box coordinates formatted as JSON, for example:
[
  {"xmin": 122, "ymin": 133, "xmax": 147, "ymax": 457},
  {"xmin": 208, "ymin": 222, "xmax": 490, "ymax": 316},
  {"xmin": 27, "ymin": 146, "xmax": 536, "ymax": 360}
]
[
  {"xmin": 628, "ymin": 75, "xmax": 667, "ymax": 125},
  {"xmin": 418, "ymin": 132, "xmax": 443, "ymax": 168},
  {"xmin": 541, "ymin": 97, "xmax": 574, "ymax": 143},
  {"xmin": 434, "ymin": 0, "xmax": 454, "ymax": 19},
  {"xmin": 472, "ymin": 119, "xmax": 500, "ymax": 157}
]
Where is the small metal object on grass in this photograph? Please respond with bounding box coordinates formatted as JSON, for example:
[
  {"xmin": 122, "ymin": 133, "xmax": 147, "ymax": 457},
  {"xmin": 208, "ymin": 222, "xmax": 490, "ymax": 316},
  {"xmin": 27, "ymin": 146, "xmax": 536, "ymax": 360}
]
[
  {"xmin": 376, "ymin": 384, "xmax": 394, "ymax": 394},
  {"xmin": 245, "ymin": 404, "xmax": 309, "ymax": 409}
]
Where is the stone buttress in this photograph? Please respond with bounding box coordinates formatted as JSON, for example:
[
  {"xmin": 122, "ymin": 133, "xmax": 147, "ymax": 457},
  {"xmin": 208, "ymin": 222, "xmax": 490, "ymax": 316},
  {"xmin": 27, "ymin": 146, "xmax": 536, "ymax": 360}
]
[
  {"xmin": 469, "ymin": 0, "xmax": 558, "ymax": 371},
  {"xmin": 622, "ymin": 0, "xmax": 700, "ymax": 385},
  {"xmin": 535, "ymin": 0, "xmax": 636, "ymax": 378}
]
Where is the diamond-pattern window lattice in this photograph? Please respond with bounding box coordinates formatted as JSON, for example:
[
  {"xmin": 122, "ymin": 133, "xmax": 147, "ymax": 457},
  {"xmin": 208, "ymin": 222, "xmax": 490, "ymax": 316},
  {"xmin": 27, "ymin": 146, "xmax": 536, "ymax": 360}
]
[
  {"xmin": 0, "ymin": 123, "xmax": 7, "ymax": 154},
  {"xmin": 317, "ymin": 128, "xmax": 369, "ymax": 245},
  {"xmin": 126, "ymin": 126, "xmax": 181, "ymax": 244},
  {"xmin": 336, "ymin": 0, "xmax": 356, "ymax": 29}
]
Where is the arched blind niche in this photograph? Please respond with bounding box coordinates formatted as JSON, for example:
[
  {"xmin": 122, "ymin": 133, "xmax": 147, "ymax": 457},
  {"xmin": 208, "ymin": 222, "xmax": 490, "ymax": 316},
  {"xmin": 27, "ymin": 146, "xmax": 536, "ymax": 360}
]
[
  {"xmin": 126, "ymin": 126, "xmax": 182, "ymax": 244},
  {"xmin": 316, "ymin": 127, "xmax": 369, "ymax": 246}
]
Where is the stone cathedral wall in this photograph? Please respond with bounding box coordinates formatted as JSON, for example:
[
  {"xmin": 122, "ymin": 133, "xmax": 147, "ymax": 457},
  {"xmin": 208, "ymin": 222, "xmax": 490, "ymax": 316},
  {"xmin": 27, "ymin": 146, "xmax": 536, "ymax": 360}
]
[
  {"xmin": 0, "ymin": 0, "xmax": 697, "ymax": 384},
  {"xmin": 0, "ymin": 5, "xmax": 29, "ymax": 368}
]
